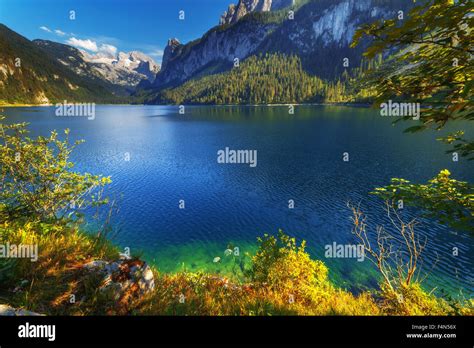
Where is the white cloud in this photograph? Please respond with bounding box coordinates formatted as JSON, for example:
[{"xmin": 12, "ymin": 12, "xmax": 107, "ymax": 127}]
[
  {"xmin": 147, "ymin": 49, "xmax": 164, "ymax": 58},
  {"xmin": 66, "ymin": 38, "xmax": 118, "ymax": 60},
  {"xmin": 66, "ymin": 37, "xmax": 98, "ymax": 52},
  {"xmin": 97, "ymin": 43, "xmax": 117, "ymax": 58},
  {"xmin": 39, "ymin": 26, "xmax": 52, "ymax": 33},
  {"xmin": 55, "ymin": 29, "xmax": 66, "ymax": 36}
]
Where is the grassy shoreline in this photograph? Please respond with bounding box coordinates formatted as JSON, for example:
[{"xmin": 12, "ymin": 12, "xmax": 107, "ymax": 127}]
[{"xmin": 1, "ymin": 220, "xmax": 472, "ymax": 316}]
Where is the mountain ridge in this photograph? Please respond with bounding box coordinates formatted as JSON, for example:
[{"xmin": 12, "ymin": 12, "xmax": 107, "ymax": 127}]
[
  {"xmin": 35, "ymin": 39, "xmax": 159, "ymax": 93},
  {"xmin": 145, "ymin": 0, "xmax": 414, "ymax": 97},
  {"xmin": 0, "ymin": 0, "xmax": 416, "ymax": 105},
  {"xmin": 0, "ymin": 22, "xmax": 160, "ymax": 105}
]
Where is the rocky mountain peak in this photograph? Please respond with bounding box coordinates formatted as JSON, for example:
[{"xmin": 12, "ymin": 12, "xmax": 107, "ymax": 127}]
[
  {"xmin": 113, "ymin": 51, "xmax": 157, "ymax": 68},
  {"xmin": 167, "ymin": 38, "xmax": 181, "ymax": 48},
  {"xmin": 77, "ymin": 48, "xmax": 160, "ymax": 88},
  {"xmin": 34, "ymin": 39, "xmax": 160, "ymax": 91},
  {"xmin": 220, "ymin": 0, "xmax": 293, "ymax": 25},
  {"xmin": 161, "ymin": 38, "xmax": 182, "ymax": 70}
]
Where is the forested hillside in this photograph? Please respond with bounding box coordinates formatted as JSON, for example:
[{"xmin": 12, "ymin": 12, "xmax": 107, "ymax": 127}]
[
  {"xmin": 0, "ymin": 24, "xmax": 116, "ymax": 105},
  {"xmin": 140, "ymin": 53, "xmax": 377, "ymax": 105}
]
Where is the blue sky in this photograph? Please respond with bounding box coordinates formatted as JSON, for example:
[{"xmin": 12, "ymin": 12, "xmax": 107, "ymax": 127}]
[{"xmin": 0, "ymin": 0, "xmax": 232, "ymax": 63}]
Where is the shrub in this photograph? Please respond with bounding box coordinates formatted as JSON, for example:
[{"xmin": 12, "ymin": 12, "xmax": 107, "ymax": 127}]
[
  {"xmin": 380, "ymin": 283, "xmax": 454, "ymax": 316},
  {"xmin": 251, "ymin": 230, "xmax": 329, "ymax": 303},
  {"xmin": 0, "ymin": 117, "xmax": 111, "ymax": 223}
]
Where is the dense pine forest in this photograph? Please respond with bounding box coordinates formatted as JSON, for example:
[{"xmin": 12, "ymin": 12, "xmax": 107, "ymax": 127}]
[{"xmin": 141, "ymin": 53, "xmax": 378, "ymax": 105}]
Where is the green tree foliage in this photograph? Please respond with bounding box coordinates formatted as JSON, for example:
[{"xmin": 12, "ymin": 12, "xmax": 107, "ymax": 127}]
[
  {"xmin": 353, "ymin": 0, "xmax": 473, "ymax": 234},
  {"xmin": 372, "ymin": 170, "xmax": 474, "ymax": 232},
  {"xmin": 352, "ymin": 0, "xmax": 473, "ymax": 158},
  {"xmin": 0, "ymin": 117, "xmax": 111, "ymax": 222}
]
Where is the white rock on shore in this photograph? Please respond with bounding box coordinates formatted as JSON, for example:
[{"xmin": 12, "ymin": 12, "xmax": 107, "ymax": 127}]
[
  {"xmin": 83, "ymin": 258, "xmax": 155, "ymax": 301},
  {"xmin": 0, "ymin": 304, "xmax": 44, "ymax": 316}
]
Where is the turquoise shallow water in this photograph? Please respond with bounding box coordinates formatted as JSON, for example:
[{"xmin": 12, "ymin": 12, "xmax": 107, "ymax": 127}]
[{"xmin": 3, "ymin": 105, "xmax": 473, "ymax": 296}]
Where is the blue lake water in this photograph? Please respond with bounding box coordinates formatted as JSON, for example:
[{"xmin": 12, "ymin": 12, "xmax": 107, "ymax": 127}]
[{"xmin": 2, "ymin": 105, "xmax": 473, "ymax": 296}]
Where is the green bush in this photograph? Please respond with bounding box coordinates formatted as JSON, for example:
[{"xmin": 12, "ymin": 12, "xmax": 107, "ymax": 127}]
[
  {"xmin": 0, "ymin": 117, "xmax": 111, "ymax": 223},
  {"xmin": 251, "ymin": 230, "xmax": 329, "ymax": 302}
]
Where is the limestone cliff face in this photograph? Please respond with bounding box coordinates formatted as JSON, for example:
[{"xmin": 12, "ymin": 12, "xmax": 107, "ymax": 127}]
[
  {"xmin": 161, "ymin": 38, "xmax": 181, "ymax": 71},
  {"xmin": 154, "ymin": 20, "xmax": 276, "ymax": 88},
  {"xmin": 155, "ymin": 0, "xmax": 291, "ymax": 88}
]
